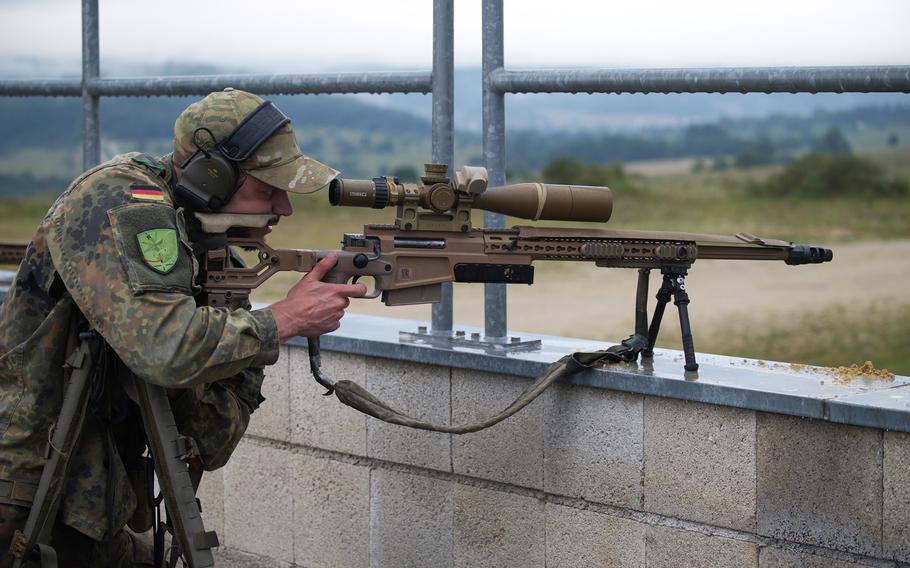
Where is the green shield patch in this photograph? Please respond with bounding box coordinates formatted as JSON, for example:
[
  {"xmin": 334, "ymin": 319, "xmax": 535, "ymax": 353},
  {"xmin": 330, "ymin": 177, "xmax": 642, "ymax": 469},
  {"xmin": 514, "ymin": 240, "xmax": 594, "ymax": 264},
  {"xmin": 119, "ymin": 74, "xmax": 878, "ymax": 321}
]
[{"xmin": 137, "ymin": 228, "xmax": 179, "ymax": 274}]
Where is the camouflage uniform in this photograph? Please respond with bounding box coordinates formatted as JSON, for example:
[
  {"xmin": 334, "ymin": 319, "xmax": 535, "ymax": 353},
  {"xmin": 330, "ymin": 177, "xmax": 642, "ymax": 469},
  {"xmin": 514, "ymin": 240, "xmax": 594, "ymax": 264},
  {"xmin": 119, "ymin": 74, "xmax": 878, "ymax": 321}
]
[{"xmin": 0, "ymin": 89, "xmax": 337, "ymax": 566}]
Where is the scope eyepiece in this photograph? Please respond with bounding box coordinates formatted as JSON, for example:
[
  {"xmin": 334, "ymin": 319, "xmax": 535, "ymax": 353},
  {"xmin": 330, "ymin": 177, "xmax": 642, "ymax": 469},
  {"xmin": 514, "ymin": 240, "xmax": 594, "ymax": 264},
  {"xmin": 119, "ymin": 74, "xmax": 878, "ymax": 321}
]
[
  {"xmin": 329, "ymin": 178, "xmax": 390, "ymax": 209},
  {"xmin": 328, "ymin": 178, "xmax": 342, "ymax": 206}
]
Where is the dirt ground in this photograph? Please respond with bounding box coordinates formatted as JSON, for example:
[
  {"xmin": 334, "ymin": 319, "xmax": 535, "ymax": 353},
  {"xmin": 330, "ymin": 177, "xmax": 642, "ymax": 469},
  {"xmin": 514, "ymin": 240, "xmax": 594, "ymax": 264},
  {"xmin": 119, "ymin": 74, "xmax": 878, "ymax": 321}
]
[{"xmin": 335, "ymin": 239, "xmax": 910, "ymax": 343}]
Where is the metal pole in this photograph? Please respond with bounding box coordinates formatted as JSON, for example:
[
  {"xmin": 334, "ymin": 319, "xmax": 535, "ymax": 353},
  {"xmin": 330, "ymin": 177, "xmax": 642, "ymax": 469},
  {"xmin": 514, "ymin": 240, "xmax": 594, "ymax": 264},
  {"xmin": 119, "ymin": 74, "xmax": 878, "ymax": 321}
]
[
  {"xmin": 5, "ymin": 65, "xmax": 910, "ymax": 98},
  {"xmin": 482, "ymin": 0, "xmax": 507, "ymax": 339},
  {"xmin": 81, "ymin": 0, "xmax": 100, "ymax": 169},
  {"xmin": 431, "ymin": 0, "xmax": 455, "ymax": 333},
  {"xmin": 489, "ymin": 65, "xmax": 910, "ymax": 94}
]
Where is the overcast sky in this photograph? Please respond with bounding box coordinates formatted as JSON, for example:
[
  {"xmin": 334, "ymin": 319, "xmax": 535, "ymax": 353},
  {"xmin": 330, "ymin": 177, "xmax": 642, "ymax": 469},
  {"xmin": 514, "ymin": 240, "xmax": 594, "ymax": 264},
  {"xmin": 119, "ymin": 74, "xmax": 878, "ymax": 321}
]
[{"xmin": 0, "ymin": 0, "xmax": 908, "ymax": 73}]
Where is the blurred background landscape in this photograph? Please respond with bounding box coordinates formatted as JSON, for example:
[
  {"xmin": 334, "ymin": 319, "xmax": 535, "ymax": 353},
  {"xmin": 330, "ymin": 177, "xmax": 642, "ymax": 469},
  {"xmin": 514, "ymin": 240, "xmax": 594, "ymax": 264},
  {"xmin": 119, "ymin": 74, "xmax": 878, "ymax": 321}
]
[{"xmin": 1, "ymin": 55, "xmax": 908, "ymax": 373}]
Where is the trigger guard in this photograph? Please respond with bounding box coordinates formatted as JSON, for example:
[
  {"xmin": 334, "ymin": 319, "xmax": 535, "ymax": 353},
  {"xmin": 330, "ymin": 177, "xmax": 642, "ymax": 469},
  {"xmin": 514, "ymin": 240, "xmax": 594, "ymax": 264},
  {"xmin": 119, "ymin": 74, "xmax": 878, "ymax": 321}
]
[{"xmin": 351, "ymin": 275, "xmax": 382, "ymax": 299}]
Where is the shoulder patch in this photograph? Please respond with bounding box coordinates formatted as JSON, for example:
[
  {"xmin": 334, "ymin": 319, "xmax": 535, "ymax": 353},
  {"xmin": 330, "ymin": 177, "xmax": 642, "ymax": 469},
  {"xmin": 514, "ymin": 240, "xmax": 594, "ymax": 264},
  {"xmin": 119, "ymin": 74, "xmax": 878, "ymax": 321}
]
[
  {"xmin": 108, "ymin": 202, "xmax": 194, "ymax": 295},
  {"xmin": 137, "ymin": 228, "xmax": 179, "ymax": 273},
  {"xmin": 130, "ymin": 185, "xmax": 167, "ymax": 202}
]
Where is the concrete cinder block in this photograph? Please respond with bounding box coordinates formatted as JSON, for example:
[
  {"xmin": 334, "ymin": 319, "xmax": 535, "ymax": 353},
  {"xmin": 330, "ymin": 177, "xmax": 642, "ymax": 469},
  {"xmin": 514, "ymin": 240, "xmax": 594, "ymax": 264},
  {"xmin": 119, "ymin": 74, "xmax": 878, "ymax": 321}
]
[
  {"xmin": 545, "ymin": 503, "xmax": 645, "ymax": 568},
  {"xmin": 756, "ymin": 413, "xmax": 883, "ymax": 556},
  {"xmin": 292, "ymin": 453, "xmax": 370, "ymax": 568},
  {"xmin": 366, "ymin": 358, "xmax": 451, "ymax": 471},
  {"xmin": 222, "ymin": 440, "xmax": 294, "ymax": 563},
  {"xmin": 453, "ymin": 484, "xmax": 545, "ymax": 568},
  {"xmin": 452, "ymin": 369, "xmax": 545, "ymax": 489},
  {"xmin": 884, "ymin": 430, "xmax": 910, "ymax": 562},
  {"xmin": 214, "ymin": 547, "xmax": 293, "ymax": 568},
  {"xmin": 370, "ymin": 469, "xmax": 454, "ymax": 568},
  {"xmin": 545, "ymin": 384, "xmax": 643, "ymax": 507},
  {"xmin": 644, "ymin": 397, "xmax": 756, "ymax": 531},
  {"xmin": 290, "ymin": 348, "xmax": 367, "ymax": 456},
  {"xmin": 246, "ymin": 345, "xmax": 290, "ymax": 442},
  {"xmin": 197, "ymin": 468, "xmax": 224, "ymax": 547},
  {"xmin": 759, "ymin": 546, "xmax": 879, "ymax": 568},
  {"xmin": 645, "ymin": 525, "xmax": 758, "ymax": 568}
]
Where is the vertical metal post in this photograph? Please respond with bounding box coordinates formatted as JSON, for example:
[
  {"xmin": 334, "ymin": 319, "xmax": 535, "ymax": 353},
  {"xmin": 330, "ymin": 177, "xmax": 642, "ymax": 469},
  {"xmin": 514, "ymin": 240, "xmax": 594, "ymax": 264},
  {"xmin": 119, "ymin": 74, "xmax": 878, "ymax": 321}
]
[
  {"xmin": 81, "ymin": 0, "xmax": 100, "ymax": 169},
  {"xmin": 482, "ymin": 0, "xmax": 507, "ymax": 339},
  {"xmin": 431, "ymin": 0, "xmax": 455, "ymax": 333}
]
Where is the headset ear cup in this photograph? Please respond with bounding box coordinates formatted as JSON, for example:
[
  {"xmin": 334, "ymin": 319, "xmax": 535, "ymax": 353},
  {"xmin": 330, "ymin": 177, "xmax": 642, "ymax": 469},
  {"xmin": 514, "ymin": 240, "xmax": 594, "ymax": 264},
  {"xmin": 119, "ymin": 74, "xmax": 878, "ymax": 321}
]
[{"xmin": 176, "ymin": 152, "xmax": 239, "ymax": 212}]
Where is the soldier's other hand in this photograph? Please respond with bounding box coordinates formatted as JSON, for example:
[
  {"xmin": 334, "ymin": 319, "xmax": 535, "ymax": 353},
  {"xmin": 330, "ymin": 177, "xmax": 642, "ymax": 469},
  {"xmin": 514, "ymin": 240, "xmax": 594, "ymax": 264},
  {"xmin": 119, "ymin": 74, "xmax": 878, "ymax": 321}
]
[{"xmin": 269, "ymin": 252, "xmax": 367, "ymax": 341}]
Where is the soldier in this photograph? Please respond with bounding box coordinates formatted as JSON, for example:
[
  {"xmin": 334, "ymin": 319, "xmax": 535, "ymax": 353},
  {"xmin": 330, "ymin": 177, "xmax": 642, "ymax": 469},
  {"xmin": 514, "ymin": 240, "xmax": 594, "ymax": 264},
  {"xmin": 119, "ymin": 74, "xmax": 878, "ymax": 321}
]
[{"xmin": 0, "ymin": 88, "xmax": 366, "ymax": 566}]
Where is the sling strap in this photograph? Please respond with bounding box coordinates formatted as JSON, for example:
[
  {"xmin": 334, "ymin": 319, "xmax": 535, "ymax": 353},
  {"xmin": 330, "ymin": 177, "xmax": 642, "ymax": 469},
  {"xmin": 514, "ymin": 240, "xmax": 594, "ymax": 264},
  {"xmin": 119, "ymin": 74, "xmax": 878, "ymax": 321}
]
[
  {"xmin": 323, "ymin": 338, "xmax": 642, "ymax": 434},
  {"xmin": 10, "ymin": 331, "xmax": 103, "ymax": 568}
]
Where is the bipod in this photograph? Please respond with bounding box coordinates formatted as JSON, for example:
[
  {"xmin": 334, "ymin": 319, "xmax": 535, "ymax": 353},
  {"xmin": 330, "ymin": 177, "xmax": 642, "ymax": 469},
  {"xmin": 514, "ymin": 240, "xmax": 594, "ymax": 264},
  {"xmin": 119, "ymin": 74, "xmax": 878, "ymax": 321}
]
[{"xmin": 630, "ymin": 267, "xmax": 700, "ymax": 373}]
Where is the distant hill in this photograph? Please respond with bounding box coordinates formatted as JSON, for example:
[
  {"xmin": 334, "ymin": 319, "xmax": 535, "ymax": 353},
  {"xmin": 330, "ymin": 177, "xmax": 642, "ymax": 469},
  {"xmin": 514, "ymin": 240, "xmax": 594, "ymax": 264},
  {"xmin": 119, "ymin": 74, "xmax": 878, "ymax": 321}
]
[
  {"xmin": 1, "ymin": 59, "xmax": 909, "ymax": 195},
  {"xmin": 0, "ymin": 94, "xmax": 431, "ymax": 153}
]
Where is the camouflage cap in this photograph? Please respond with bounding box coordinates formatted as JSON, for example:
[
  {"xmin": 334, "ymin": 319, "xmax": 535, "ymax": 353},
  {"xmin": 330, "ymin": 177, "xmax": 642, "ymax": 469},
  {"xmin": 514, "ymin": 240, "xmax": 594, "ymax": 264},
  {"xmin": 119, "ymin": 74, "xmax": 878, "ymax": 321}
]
[{"xmin": 173, "ymin": 88, "xmax": 338, "ymax": 194}]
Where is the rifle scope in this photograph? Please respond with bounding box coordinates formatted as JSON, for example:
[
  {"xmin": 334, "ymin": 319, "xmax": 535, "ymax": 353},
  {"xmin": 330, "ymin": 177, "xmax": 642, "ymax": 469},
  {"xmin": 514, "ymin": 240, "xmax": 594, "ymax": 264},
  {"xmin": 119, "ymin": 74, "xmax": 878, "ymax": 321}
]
[{"xmin": 329, "ymin": 177, "xmax": 613, "ymax": 223}]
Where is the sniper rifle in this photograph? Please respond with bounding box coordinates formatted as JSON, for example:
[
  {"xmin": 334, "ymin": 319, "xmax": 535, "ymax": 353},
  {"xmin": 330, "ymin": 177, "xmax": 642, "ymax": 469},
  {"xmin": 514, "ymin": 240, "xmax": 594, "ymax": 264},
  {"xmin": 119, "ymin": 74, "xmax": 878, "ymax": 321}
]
[{"xmin": 192, "ymin": 162, "xmax": 831, "ymax": 377}]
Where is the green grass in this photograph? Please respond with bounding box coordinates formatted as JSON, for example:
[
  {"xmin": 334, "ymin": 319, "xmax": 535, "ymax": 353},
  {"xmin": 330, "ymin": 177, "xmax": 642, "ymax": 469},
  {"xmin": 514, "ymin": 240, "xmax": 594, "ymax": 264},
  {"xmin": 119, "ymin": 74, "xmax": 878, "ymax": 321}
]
[
  {"xmin": 0, "ymin": 147, "xmax": 82, "ymax": 178},
  {"xmin": 702, "ymin": 301, "xmax": 910, "ymax": 376}
]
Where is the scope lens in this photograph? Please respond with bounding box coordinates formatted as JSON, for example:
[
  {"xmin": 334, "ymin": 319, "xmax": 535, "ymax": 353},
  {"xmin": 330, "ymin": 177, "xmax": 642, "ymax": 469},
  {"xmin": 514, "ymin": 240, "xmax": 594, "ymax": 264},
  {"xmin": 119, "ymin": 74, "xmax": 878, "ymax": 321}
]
[{"xmin": 328, "ymin": 179, "xmax": 343, "ymax": 206}]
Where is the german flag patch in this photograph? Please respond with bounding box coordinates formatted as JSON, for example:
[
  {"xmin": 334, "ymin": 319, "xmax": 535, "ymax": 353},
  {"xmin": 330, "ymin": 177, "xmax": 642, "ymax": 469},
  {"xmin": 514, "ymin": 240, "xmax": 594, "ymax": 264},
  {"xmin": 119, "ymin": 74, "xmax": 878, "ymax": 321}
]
[{"xmin": 130, "ymin": 185, "xmax": 167, "ymax": 202}]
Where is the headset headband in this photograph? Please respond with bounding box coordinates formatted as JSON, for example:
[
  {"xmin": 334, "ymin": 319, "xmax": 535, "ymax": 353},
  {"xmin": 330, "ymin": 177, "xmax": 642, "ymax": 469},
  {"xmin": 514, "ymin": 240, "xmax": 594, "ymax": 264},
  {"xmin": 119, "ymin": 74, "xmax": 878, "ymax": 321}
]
[{"xmin": 218, "ymin": 101, "xmax": 291, "ymax": 162}]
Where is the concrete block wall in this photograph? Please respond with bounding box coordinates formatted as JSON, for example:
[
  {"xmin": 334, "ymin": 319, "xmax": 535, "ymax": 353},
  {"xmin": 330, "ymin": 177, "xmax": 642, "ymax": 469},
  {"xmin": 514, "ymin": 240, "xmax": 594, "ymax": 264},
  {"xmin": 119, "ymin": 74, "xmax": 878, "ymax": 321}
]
[{"xmin": 204, "ymin": 346, "xmax": 910, "ymax": 567}]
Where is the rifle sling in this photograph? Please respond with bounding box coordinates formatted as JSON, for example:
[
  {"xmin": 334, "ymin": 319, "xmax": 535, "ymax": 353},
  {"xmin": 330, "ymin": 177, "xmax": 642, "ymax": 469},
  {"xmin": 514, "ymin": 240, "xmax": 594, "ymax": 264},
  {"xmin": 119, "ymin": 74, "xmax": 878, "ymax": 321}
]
[
  {"xmin": 332, "ymin": 343, "xmax": 640, "ymax": 434},
  {"xmin": 10, "ymin": 332, "xmax": 103, "ymax": 568}
]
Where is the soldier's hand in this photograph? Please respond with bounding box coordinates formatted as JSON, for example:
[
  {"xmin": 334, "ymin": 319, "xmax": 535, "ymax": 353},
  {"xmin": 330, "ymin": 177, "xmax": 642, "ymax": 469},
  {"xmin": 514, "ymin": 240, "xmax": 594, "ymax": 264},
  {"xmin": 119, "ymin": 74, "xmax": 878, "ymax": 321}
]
[{"xmin": 269, "ymin": 252, "xmax": 367, "ymax": 341}]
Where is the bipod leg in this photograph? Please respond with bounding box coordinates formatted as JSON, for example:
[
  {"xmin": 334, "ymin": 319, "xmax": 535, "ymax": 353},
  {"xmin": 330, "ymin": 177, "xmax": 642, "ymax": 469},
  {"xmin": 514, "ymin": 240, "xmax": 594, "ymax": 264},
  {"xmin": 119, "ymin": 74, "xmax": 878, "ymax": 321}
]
[
  {"xmin": 643, "ymin": 272, "xmax": 674, "ymax": 358},
  {"xmin": 634, "ymin": 269, "xmax": 650, "ymax": 340},
  {"xmin": 610, "ymin": 269, "xmax": 652, "ymax": 361},
  {"xmin": 670, "ymin": 272, "xmax": 699, "ymax": 372}
]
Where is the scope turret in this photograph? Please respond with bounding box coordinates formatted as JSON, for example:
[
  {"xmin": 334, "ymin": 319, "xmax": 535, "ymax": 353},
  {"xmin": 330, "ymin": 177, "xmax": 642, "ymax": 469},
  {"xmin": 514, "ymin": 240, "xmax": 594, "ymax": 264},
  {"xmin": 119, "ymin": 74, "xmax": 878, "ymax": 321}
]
[{"xmin": 328, "ymin": 168, "xmax": 613, "ymax": 224}]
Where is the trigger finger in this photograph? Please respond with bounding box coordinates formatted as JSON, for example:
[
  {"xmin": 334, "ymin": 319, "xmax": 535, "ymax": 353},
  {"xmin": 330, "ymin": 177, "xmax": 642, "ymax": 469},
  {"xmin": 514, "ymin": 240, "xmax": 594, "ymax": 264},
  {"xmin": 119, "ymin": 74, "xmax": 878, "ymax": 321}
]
[{"xmin": 306, "ymin": 252, "xmax": 338, "ymax": 281}]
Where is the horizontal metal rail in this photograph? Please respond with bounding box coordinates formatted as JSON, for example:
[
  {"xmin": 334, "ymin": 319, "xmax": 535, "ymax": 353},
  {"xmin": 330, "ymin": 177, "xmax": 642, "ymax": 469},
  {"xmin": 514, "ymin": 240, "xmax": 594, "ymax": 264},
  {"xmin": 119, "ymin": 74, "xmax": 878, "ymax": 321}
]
[
  {"xmin": 490, "ymin": 65, "xmax": 910, "ymax": 94},
  {"xmin": 0, "ymin": 79, "xmax": 81, "ymax": 97},
  {"xmin": 0, "ymin": 72, "xmax": 432, "ymax": 98}
]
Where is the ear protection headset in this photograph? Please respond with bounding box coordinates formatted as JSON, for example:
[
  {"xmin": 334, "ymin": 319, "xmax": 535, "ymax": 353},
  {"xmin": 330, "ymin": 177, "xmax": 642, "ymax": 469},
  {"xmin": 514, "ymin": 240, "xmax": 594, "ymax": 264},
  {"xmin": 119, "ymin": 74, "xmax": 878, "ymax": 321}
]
[{"xmin": 175, "ymin": 101, "xmax": 291, "ymax": 212}]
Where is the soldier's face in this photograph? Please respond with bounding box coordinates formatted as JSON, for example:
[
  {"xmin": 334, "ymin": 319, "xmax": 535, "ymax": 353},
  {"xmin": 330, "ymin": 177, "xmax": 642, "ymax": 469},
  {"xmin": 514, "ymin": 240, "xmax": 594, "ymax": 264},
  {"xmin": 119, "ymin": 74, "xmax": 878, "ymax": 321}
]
[{"xmin": 219, "ymin": 173, "xmax": 293, "ymax": 237}]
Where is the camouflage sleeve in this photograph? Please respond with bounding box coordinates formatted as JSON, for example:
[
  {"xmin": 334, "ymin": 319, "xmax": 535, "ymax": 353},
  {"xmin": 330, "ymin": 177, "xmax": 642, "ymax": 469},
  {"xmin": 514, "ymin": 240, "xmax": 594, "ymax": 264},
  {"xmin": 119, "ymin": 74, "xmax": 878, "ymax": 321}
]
[
  {"xmin": 46, "ymin": 165, "xmax": 279, "ymax": 387},
  {"xmin": 170, "ymin": 367, "xmax": 266, "ymax": 470}
]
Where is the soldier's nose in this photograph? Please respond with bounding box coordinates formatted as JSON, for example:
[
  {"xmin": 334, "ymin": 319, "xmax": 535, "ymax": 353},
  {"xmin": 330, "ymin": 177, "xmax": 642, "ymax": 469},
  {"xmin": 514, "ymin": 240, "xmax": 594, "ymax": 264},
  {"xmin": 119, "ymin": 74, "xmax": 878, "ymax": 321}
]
[{"xmin": 272, "ymin": 190, "xmax": 293, "ymax": 216}]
